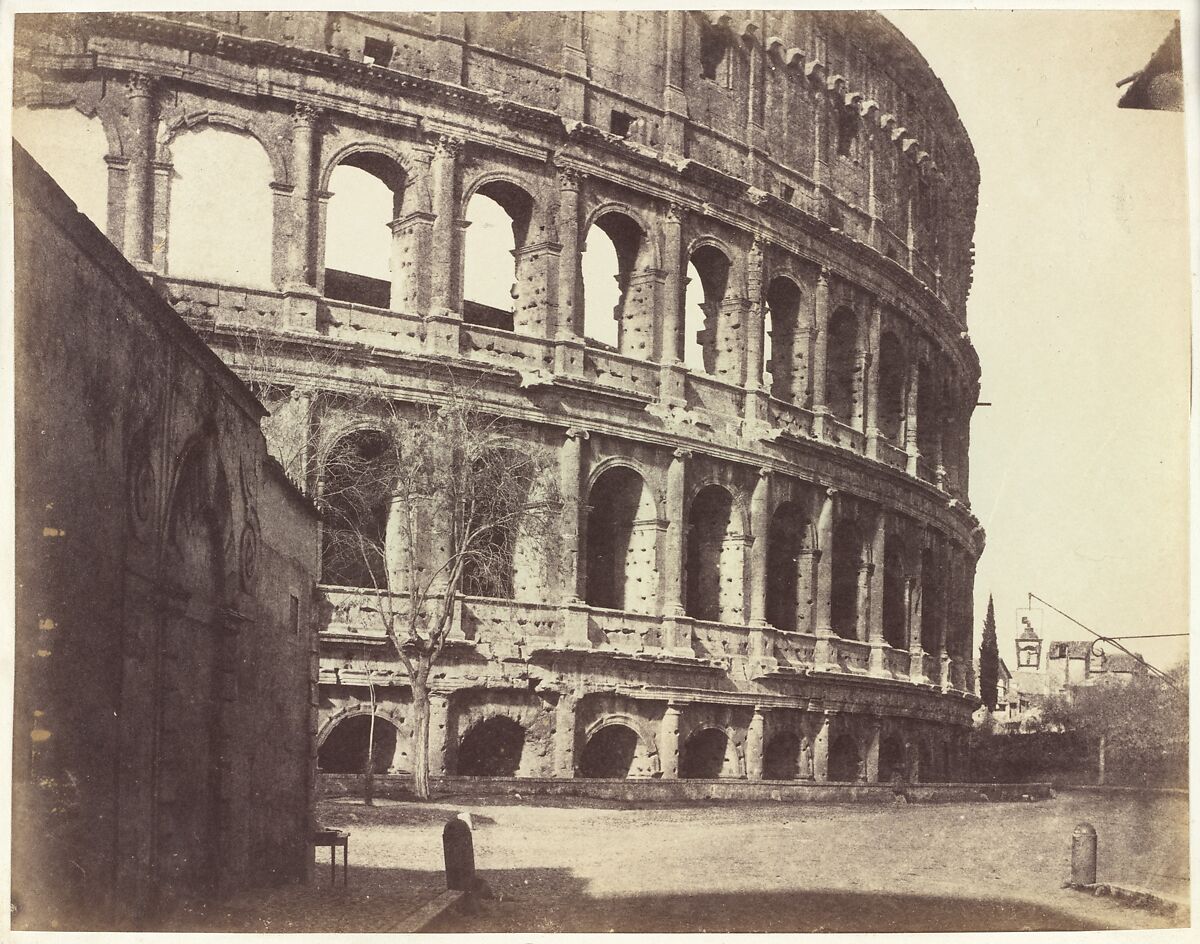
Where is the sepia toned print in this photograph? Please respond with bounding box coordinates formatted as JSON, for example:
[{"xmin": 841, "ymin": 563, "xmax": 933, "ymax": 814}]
[{"xmin": 8, "ymin": 6, "xmax": 1190, "ymax": 935}]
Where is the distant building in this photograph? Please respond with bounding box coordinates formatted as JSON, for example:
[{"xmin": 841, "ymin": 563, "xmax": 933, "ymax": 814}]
[
  {"xmin": 13, "ymin": 144, "xmax": 320, "ymax": 929},
  {"xmin": 977, "ymin": 620, "xmax": 1148, "ymax": 729}
]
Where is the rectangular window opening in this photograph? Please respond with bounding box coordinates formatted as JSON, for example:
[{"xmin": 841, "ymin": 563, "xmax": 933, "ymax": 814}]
[
  {"xmin": 609, "ymin": 110, "xmax": 635, "ymax": 138},
  {"xmin": 363, "ymin": 37, "xmax": 394, "ymax": 67}
]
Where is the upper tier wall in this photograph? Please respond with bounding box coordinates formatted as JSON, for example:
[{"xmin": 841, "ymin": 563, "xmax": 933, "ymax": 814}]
[{"xmin": 133, "ymin": 9, "xmax": 980, "ymax": 319}]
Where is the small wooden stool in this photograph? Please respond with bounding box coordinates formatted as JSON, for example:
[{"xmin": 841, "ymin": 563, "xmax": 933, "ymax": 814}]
[{"xmin": 313, "ymin": 828, "xmax": 349, "ymax": 887}]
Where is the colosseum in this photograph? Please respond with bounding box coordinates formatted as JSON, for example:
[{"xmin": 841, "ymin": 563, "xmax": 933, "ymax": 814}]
[{"xmin": 15, "ymin": 9, "xmax": 984, "ymax": 788}]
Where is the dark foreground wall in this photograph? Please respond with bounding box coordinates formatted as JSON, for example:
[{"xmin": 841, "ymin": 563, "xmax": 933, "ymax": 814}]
[
  {"xmin": 12, "ymin": 144, "xmax": 320, "ymax": 930},
  {"xmin": 319, "ymin": 773, "xmax": 1053, "ymax": 805}
]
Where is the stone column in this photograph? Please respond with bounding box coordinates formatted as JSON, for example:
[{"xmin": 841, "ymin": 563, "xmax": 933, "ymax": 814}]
[
  {"xmin": 864, "ymin": 298, "xmax": 882, "ymax": 457},
  {"xmin": 748, "ymin": 468, "xmax": 770, "ymax": 627},
  {"xmin": 561, "ymin": 428, "xmax": 589, "ymax": 604},
  {"xmin": 287, "ymin": 103, "xmax": 320, "ymax": 293},
  {"xmin": 810, "ymin": 269, "xmax": 831, "ymax": 435},
  {"xmin": 865, "ymin": 720, "xmax": 881, "ymax": 783},
  {"xmin": 663, "ymin": 448, "xmax": 690, "ymax": 616},
  {"xmin": 905, "ymin": 356, "xmax": 921, "ymax": 476},
  {"xmin": 812, "ymin": 488, "xmax": 837, "ymax": 667},
  {"xmin": 867, "ymin": 515, "xmax": 887, "ymax": 676},
  {"xmin": 430, "ymin": 135, "xmax": 464, "ymax": 315},
  {"xmin": 553, "ymin": 693, "xmax": 577, "ymax": 778},
  {"xmin": 813, "ymin": 711, "xmax": 832, "ymax": 782},
  {"xmin": 744, "ymin": 14, "xmax": 767, "ymax": 189},
  {"xmin": 662, "ymin": 12, "xmax": 687, "ymax": 153},
  {"xmin": 939, "ymin": 548, "xmax": 955, "ymax": 691},
  {"xmin": 908, "ymin": 543, "xmax": 926, "ymax": 683},
  {"xmin": 659, "ymin": 705, "xmax": 681, "ymax": 779},
  {"xmin": 123, "ymin": 72, "xmax": 156, "ymax": 268},
  {"xmin": 428, "ymin": 693, "xmax": 451, "ymax": 776},
  {"xmin": 746, "ymin": 708, "xmax": 765, "ymax": 781},
  {"xmin": 555, "ymin": 168, "xmax": 582, "ymax": 346},
  {"xmin": 658, "ymin": 204, "xmax": 686, "ymax": 401}
]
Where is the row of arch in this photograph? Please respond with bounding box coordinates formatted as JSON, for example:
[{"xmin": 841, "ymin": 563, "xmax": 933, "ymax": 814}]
[
  {"xmin": 13, "ymin": 99, "xmax": 969, "ymax": 451},
  {"xmin": 317, "ymin": 708, "xmax": 958, "ymax": 783}
]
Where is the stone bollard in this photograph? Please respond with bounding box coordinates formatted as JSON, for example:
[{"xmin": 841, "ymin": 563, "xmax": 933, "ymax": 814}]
[
  {"xmin": 443, "ymin": 813, "xmax": 476, "ymax": 891},
  {"xmin": 1071, "ymin": 822, "xmax": 1098, "ymax": 886}
]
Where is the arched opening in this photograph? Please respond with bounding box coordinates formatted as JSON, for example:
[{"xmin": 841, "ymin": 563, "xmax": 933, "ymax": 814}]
[
  {"xmin": 765, "ymin": 276, "xmax": 802, "ymax": 401},
  {"xmin": 13, "ymin": 107, "xmax": 109, "ymax": 232},
  {"xmin": 685, "ymin": 484, "xmax": 740, "ymax": 623},
  {"xmin": 827, "ymin": 733, "xmax": 863, "ymax": 782},
  {"xmin": 463, "ymin": 181, "xmax": 534, "ymax": 332},
  {"xmin": 917, "ymin": 740, "xmax": 935, "ymax": 783},
  {"xmin": 762, "ymin": 732, "xmax": 801, "ymax": 780},
  {"xmin": 578, "ymin": 724, "xmax": 640, "ymax": 779},
  {"xmin": 582, "ymin": 212, "xmax": 647, "ymax": 353},
  {"xmin": 461, "ymin": 449, "xmax": 525, "ymax": 600},
  {"xmin": 826, "ymin": 307, "xmax": 860, "ymax": 427},
  {"xmin": 585, "ymin": 466, "xmax": 655, "ymax": 613},
  {"xmin": 920, "ymin": 547, "xmax": 941, "ymax": 653},
  {"xmin": 324, "ymin": 153, "xmax": 406, "ymax": 309},
  {"xmin": 942, "ymin": 741, "xmax": 954, "ymax": 781},
  {"xmin": 879, "ymin": 735, "xmax": 906, "ymax": 782},
  {"xmin": 456, "ymin": 717, "xmax": 525, "ymax": 777},
  {"xmin": 830, "ymin": 520, "xmax": 862, "ymax": 639},
  {"xmin": 882, "ymin": 535, "xmax": 907, "ymax": 649},
  {"xmin": 680, "ymin": 727, "xmax": 729, "ymax": 779},
  {"xmin": 877, "ymin": 331, "xmax": 906, "ymax": 442},
  {"xmin": 321, "ymin": 429, "xmax": 392, "ymax": 588},
  {"xmin": 317, "ymin": 714, "xmax": 400, "ymax": 774},
  {"xmin": 766, "ymin": 501, "xmax": 806, "ymax": 631},
  {"xmin": 917, "ymin": 361, "xmax": 942, "ymax": 477},
  {"xmin": 167, "ymin": 126, "xmax": 273, "ymax": 287},
  {"xmin": 683, "ymin": 244, "xmax": 731, "ymax": 374}
]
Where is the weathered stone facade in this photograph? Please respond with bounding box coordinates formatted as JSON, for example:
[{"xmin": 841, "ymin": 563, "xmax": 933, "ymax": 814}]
[
  {"xmin": 13, "ymin": 11, "xmax": 984, "ymax": 792},
  {"xmin": 12, "ymin": 145, "xmax": 320, "ymax": 928}
]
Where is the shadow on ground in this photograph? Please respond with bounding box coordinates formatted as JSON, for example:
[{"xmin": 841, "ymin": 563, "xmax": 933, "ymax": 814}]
[{"xmin": 431, "ymin": 875, "xmax": 1179, "ymax": 934}]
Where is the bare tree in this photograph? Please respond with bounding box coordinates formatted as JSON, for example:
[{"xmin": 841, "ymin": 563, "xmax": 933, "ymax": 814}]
[{"xmin": 319, "ymin": 381, "xmax": 563, "ymax": 799}]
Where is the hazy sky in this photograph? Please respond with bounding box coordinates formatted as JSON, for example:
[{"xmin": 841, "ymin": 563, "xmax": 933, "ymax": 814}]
[
  {"xmin": 12, "ymin": 6, "xmax": 1191, "ymax": 672},
  {"xmin": 887, "ymin": 10, "xmax": 1190, "ymax": 672}
]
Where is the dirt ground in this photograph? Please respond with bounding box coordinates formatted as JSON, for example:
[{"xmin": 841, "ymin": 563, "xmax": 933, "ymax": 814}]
[{"xmin": 170, "ymin": 790, "xmax": 1189, "ymax": 933}]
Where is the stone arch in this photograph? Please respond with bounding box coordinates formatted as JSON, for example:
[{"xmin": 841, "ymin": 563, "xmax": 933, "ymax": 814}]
[
  {"xmin": 877, "ymin": 329, "xmax": 907, "ymax": 443},
  {"xmin": 462, "ymin": 174, "xmax": 540, "ymax": 332},
  {"xmin": 158, "ymin": 110, "xmax": 289, "ymax": 185},
  {"xmin": 584, "ymin": 465, "xmax": 658, "ymax": 613},
  {"xmin": 916, "ymin": 356, "xmax": 943, "ymax": 478},
  {"xmin": 684, "ymin": 239, "xmax": 733, "ymax": 375},
  {"xmin": 826, "ymin": 305, "xmax": 862, "ymax": 427},
  {"xmin": 920, "ymin": 544, "xmax": 942, "ymax": 653},
  {"xmin": 163, "ymin": 122, "xmax": 275, "ymax": 286},
  {"xmin": 581, "ymin": 201, "xmax": 659, "ymax": 268},
  {"xmin": 456, "ymin": 716, "xmax": 526, "ymax": 777},
  {"xmin": 830, "ymin": 517, "xmax": 863, "ymax": 639},
  {"xmin": 13, "ymin": 93, "xmax": 125, "ymax": 158},
  {"xmin": 321, "ymin": 146, "xmax": 411, "ymax": 309},
  {"xmin": 764, "ymin": 274, "xmax": 804, "ymax": 402},
  {"xmin": 581, "ymin": 206, "xmax": 657, "ymax": 355},
  {"xmin": 319, "ymin": 427, "xmax": 393, "ymax": 589},
  {"xmin": 685, "ymin": 483, "xmax": 745, "ymax": 624},
  {"xmin": 316, "ymin": 709, "xmax": 406, "ymax": 774},
  {"xmin": 882, "ymin": 532, "xmax": 907, "ymax": 649},
  {"xmin": 766, "ymin": 499, "xmax": 809, "ymax": 632},
  {"xmin": 827, "ymin": 732, "xmax": 864, "ymax": 782},
  {"xmin": 578, "ymin": 715, "xmax": 658, "ymax": 779},
  {"xmin": 878, "ymin": 731, "xmax": 907, "ymax": 782},
  {"xmin": 762, "ymin": 730, "xmax": 801, "ymax": 780},
  {"xmin": 319, "ymin": 140, "xmax": 415, "ymax": 195},
  {"xmin": 586, "ymin": 455, "xmax": 664, "ymax": 512},
  {"xmin": 679, "ymin": 725, "xmax": 737, "ymax": 779},
  {"xmin": 13, "ymin": 103, "xmax": 114, "ymax": 233}
]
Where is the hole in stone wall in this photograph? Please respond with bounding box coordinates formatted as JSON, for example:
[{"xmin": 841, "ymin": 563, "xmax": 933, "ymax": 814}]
[
  {"xmin": 463, "ymin": 181, "xmax": 533, "ymax": 331},
  {"xmin": 877, "ymin": 331, "xmax": 905, "ymax": 442},
  {"xmin": 585, "ymin": 466, "xmax": 651, "ymax": 611},
  {"xmin": 698, "ymin": 21, "xmax": 731, "ymax": 84},
  {"xmin": 685, "ymin": 484, "xmax": 736, "ymax": 623},
  {"xmin": 362, "ymin": 36, "xmax": 394, "ymax": 67},
  {"xmin": 882, "ymin": 535, "xmax": 907, "ymax": 650},
  {"xmin": 609, "ymin": 110, "xmax": 635, "ymax": 138},
  {"xmin": 318, "ymin": 715, "xmax": 399, "ymax": 774},
  {"xmin": 456, "ymin": 717, "xmax": 525, "ymax": 777},
  {"xmin": 578, "ymin": 724, "xmax": 640, "ymax": 778},
  {"xmin": 879, "ymin": 735, "xmax": 906, "ymax": 782},
  {"xmin": 325, "ymin": 156, "xmax": 405, "ymax": 309},
  {"xmin": 766, "ymin": 501, "xmax": 806, "ymax": 631},
  {"xmin": 765, "ymin": 276, "xmax": 801, "ymax": 401},
  {"xmin": 825, "ymin": 307, "xmax": 859, "ymax": 426},
  {"xmin": 683, "ymin": 244, "xmax": 730, "ymax": 374},
  {"xmin": 920, "ymin": 547, "xmax": 940, "ymax": 653},
  {"xmin": 680, "ymin": 728, "xmax": 728, "ymax": 779}
]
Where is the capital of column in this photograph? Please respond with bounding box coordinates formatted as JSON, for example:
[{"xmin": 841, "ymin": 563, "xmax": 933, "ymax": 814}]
[
  {"xmin": 557, "ymin": 166, "xmax": 583, "ymax": 191},
  {"xmin": 666, "ymin": 202, "xmax": 686, "ymax": 224},
  {"xmin": 126, "ymin": 71, "xmax": 156, "ymax": 97},
  {"xmin": 565, "ymin": 426, "xmax": 590, "ymax": 442},
  {"xmin": 293, "ymin": 102, "xmax": 322, "ymax": 126},
  {"xmin": 817, "ymin": 266, "xmax": 831, "ymax": 287},
  {"xmin": 825, "ymin": 486, "xmax": 838, "ymax": 499},
  {"xmin": 757, "ymin": 466, "xmax": 771, "ymax": 479},
  {"xmin": 433, "ymin": 134, "xmax": 465, "ymax": 160},
  {"xmin": 663, "ymin": 704, "xmax": 682, "ymax": 718},
  {"xmin": 672, "ymin": 447, "xmax": 693, "ymax": 461}
]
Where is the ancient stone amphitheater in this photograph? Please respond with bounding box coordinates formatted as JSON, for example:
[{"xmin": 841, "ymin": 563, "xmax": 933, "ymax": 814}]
[{"xmin": 15, "ymin": 10, "xmax": 984, "ymax": 787}]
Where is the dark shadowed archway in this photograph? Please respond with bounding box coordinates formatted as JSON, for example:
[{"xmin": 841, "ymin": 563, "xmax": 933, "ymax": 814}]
[
  {"xmin": 456, "ymin": 717, "xmax": 526, "ymax": 777},
  {"xmin": 318, "ymin": 715, "xmax": 400, "ymax": 774},
  {"xmin": 879, "ymin": 735, "xmax": 906, "ymax": 782},
  {"xmin": 578, "ymin": 724, "xmax": 640, "ymax": 779},
  {"xmin": 762, "ymin": 732, "xmax": 801, "ymax": 780},
  {"xmin": 827, "ymin": 734, "xmax": 863, "ymax": 782},
  {"xmin": 680, "ymin": 728, "xmax": 729, "ymax": 779}
]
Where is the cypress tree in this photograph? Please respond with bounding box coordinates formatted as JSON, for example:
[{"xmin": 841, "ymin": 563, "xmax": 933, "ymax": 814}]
[{"xmin": 979, "ymin": 594, "xmax": 1000, "ymax": 710}]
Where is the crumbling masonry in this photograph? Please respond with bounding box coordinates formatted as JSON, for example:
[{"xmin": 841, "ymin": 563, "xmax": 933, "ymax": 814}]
[{"xmin": 15, "ymin": 10, "xmax": 985, "ymax": 787}]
